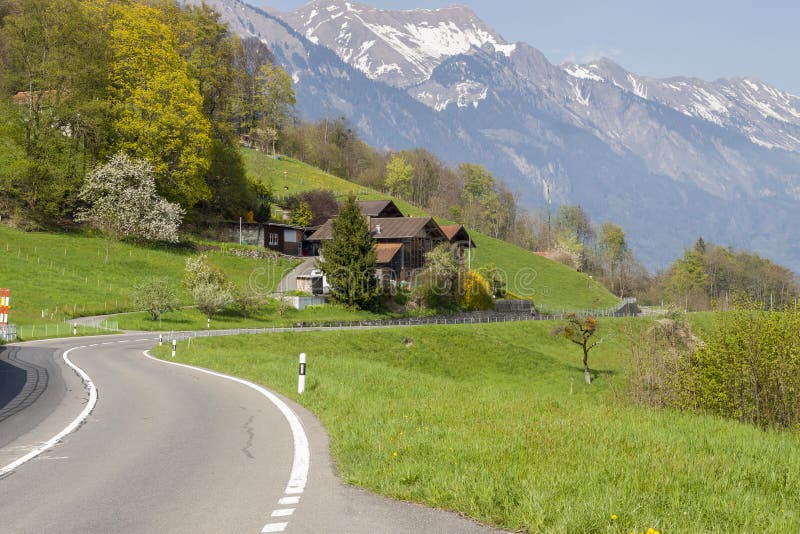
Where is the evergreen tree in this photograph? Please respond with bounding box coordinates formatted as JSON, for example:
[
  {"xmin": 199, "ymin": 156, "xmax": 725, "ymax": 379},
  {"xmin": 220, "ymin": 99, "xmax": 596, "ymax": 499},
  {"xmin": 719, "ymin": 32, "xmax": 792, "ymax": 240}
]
[{"xmin": 319, "ymin": 195, "xmax": 378, "ymax": 309}]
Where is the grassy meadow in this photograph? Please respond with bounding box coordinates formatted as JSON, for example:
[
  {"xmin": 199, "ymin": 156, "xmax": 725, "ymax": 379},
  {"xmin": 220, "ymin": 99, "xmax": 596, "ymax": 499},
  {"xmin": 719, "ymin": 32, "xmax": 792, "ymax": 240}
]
[
  {"xmin": 153, "ymin": 318, "xmax": 800, "ymax": 533},
  {"xmin": 0, "ymin": 225, "xmax": 296, "ymax": 335}
]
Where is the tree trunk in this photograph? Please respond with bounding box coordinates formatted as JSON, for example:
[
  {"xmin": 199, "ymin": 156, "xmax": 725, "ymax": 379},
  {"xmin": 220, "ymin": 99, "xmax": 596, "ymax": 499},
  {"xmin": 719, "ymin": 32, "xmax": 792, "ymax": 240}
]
[{"xmin": 583, "ymin": 349, "xmax": 591, "ymax": 384}]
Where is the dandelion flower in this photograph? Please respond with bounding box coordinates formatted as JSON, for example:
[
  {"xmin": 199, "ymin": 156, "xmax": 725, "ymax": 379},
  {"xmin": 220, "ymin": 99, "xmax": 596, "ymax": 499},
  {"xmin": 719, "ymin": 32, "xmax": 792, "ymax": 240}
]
[
  {"xmin": 610, "ymin": 514, "xmax": 618, "ymax": 520},
  {"xmin": 392, "ymin": 451, "xmax": 398, "ymax": 458}
]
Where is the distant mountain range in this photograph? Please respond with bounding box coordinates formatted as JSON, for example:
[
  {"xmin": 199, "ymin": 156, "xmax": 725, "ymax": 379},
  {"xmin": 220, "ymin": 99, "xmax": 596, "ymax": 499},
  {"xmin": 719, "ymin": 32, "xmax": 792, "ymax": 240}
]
[{"xmin": 184, "ymin": 0, "xmax": 800, "ymax": 271}]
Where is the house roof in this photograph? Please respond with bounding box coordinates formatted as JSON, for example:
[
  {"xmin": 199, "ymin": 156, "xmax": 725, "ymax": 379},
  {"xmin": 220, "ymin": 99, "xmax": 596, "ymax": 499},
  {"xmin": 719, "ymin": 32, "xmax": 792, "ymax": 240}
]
[
  {"xmin": 357, "ymin": 200, "xmax": 403, "ymax": 218},
  {"xmin": 439, "ymin": 224, "xmax": 475, "ymax": 247},
  {"xmin": 307, "ymin": 217, "xmax": 445, "ymax": 241},
  {"xmin": 375, "ymin": 243, "xmax": 402, "ymax": 264},
  {"xmin": 265, "ymin": 222, "xmax": 317, "ymax": 231}
]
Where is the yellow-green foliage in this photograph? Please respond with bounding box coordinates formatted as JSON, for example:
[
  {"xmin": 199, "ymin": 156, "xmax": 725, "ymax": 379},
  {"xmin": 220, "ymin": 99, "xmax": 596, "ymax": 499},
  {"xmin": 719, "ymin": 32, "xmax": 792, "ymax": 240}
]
[
  {"xmin": 630, "ymin": 305, "xmax": 800, "ymax": 430},
  {"xmin": 461, "ymin": 270, "xmax": 493, "ymax": 310},
  {"xmin": 109, "ymin": 2, "xmax": 212, "ymax": 205}
]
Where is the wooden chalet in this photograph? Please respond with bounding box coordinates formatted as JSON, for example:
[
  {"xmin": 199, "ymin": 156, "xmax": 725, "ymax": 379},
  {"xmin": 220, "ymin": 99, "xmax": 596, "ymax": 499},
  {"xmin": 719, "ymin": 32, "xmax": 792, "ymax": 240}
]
[
  {"xmin": 439, "ymin": 224, "xmax": 476, "ymax": 256},
  {"xmin": 307, "ymin": 216, "xmax": 450, "ymax": 281},
  {"xmin": 357, "ymin": 199, "xmax": 404, "ymax": 218}
]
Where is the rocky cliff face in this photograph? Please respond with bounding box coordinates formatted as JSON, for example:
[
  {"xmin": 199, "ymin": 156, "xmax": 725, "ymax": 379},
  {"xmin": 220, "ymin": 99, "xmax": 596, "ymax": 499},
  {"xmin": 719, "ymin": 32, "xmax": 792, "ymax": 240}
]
[{"xmin": 185, "ymin": 0, "xmax": 800, "ymax": 271}]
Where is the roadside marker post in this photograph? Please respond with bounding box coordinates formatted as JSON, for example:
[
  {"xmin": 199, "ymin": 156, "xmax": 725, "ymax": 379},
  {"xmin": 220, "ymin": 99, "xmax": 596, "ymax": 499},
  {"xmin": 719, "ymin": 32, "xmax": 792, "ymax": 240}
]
[
  {"xmin": 207, "ymin": 317, "xmax": 210, "ymax": 330},
  {"xmin": 73, "ymin": 323, "xmax": 77, "ymax": 336},
  {"xmin": 298, "ymin": 353, "xmax": 306, "ymax": 394},
  {"xmin": 159, "ymin": 333, "xmax": 163, "ymax": 346},
  {"xmin": 171, "ymin": 339, "xmax": 177, "ymax": 358},
  {"xmin": 0, "ymin": 289, "xmax": 9, "ymax": 326}
]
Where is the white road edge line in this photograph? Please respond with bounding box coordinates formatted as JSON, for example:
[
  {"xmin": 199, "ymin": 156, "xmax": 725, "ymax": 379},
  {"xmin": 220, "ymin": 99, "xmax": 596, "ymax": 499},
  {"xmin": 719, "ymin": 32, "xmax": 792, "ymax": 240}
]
[
  {"xmin": 142, "ymin": 351, "xmax": 310, "ymax": 496},
  {"xmin": 278, "ymin": 496, "xmax": 300, "ymax": 505},
  {"xmin": 0, "ymin": 347, "xmax": 98, "ymax": 476}
]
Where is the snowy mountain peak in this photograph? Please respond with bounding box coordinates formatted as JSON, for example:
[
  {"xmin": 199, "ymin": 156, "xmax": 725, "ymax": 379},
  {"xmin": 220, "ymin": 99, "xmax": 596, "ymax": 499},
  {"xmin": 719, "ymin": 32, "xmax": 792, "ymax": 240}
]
[
  {"xmin": 283, "ymin": 0, "xmax": 513, "ymax": 87},
  {"xmin": 560, "ymin": 59, "xmax": 800, "ymax": 152}
]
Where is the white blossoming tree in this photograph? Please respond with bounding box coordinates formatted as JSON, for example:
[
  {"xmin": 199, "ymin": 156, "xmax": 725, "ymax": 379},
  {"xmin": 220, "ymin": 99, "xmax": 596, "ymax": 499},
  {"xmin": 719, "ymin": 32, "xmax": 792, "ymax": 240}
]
[{"xmin": 76, "ymin": 152, "xmax": 184, "ymax": 261}]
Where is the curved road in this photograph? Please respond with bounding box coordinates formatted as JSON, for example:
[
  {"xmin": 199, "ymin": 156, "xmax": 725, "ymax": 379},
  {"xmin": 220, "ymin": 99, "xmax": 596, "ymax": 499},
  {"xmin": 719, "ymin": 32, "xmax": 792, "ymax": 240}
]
[{"xmin": 0, "ymin": 334, "xmax": 501, "ymax": 533}]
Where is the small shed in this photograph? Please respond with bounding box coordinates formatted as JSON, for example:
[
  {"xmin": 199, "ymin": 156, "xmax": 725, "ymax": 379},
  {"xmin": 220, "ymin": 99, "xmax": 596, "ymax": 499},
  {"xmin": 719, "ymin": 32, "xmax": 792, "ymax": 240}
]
[{"xmin": 265, "ymin": 223, "xmax": 317, "ymax": 256}]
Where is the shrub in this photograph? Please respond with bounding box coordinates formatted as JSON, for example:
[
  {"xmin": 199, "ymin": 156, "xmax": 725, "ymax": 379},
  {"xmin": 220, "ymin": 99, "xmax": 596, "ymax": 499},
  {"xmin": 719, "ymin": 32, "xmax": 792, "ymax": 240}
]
[
  {"xmin": 461, "ymin": 270, "xmax": 494, "ymax": 310},
  {"xmin": 627, "ymin": 303, "xmax": 800, "ymax": 430},
  {"xmin": 132, "ymin": 277, "xmax": 178, "ymax": 320},
  {"xmin": 184, "ymin": 254, "xmax": 227, "ymax": 291},
  {"xmin": 193, "ymin": 281, "xmax": 234, "ymax": 319}
]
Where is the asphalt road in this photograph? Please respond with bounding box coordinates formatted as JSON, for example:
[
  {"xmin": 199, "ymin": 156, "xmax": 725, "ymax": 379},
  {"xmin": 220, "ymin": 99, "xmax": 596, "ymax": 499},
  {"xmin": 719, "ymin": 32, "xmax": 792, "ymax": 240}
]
[{"xmin": 0, "ymin": 334, "xmax": 502, "ymax": 533}]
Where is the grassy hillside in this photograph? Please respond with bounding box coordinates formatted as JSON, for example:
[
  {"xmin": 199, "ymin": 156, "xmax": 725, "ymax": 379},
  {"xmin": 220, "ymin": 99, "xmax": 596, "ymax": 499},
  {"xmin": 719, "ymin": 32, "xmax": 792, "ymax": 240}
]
[
  {"xmin": 0, "ymin": 226, "xmax": 296, "ymax": 330},
  {"xmin": 245, "ymin": 148, "xmax": 617, "ymax": 311},
  {"xmin": 242, "ymin": 149, "xmax": 428, "ymax": 217},
  {"xmin": 154, "ymin": 319, "xmax": 800, "ymax": 533}
]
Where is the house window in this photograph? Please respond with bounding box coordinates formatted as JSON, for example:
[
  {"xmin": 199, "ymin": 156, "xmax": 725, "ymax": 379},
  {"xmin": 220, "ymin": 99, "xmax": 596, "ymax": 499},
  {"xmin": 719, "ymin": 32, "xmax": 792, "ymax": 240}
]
[{"xmin": 269, "ymin": 232, "xmax": 279, "ymax": 246}]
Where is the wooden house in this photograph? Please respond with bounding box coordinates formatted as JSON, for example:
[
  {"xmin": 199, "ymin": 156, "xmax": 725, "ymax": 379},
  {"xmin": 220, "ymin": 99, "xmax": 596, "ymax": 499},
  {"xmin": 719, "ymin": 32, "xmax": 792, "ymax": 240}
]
[
  {"xmin": 357, "ymin": 199, "xmax": 404, "ymax": 218},
  {"xmin": 307, "ymin": 216, "xmax": 449, "ymax": 281},
  {"xmin": 439, "ymin": 224, "xmax": 476, "ymax": 256},
  {"xmin": 264, "ymin": 222, "xmax": 318, "ymax": 256}
]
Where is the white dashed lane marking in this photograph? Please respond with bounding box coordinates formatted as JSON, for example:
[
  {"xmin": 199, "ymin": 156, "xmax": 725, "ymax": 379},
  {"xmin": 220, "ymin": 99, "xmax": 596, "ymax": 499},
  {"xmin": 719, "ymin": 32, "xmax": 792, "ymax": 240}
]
[
  {"xmin": 271, "ymin": 509, "xmax": 294, "ymax": 517},
  {"xmin": 261, "ymin": 522, "xmax": 288, "ymax": 532}
]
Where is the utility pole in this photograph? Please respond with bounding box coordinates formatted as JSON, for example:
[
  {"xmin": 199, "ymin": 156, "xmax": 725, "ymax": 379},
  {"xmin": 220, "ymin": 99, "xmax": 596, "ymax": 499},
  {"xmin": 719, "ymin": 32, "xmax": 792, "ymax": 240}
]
[{"xmin": 544, "ymin": 180, "xmax": 552, "ymax": 250}]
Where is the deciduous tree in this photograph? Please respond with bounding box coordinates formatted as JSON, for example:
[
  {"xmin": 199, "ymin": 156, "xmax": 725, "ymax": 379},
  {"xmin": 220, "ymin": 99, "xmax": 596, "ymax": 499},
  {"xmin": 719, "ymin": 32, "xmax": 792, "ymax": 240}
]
[
  {"xmin": 108, "ymin": 2, "xmax": 212, "ymax": 207},
  {"xmin": 384, "ymin": 154, "xmax": 413, "ymax": 199},
  {"xmin": 76, "ymin": 153, "xmax": 184, "ymax": 257},
  {"xmin": 133, "ymin": 277, "xmax": 178, "ymax": 321},
  {"xmin": 557, "ymin": 314, "xmax": 603, "ymax": 384}
]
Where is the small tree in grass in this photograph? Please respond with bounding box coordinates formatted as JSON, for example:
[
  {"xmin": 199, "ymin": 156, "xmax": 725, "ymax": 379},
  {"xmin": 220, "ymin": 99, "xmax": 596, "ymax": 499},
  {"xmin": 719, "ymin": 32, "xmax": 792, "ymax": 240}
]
[
  {"xmin": 184, "ymin": 254, "xmax": 234, "ymax": 320},
  {"xmin": 235, "ymin": 286, "xmax": 263, "ymax": 318},
  {"xmin": 133, "ymin": 277, "xmax": 178, "ymax": 321},
  {"xmin": 557, "ymin": 314, "xmax": 604, "ymax": 384},
  {"xmin": 184, "ymin": 254, "xmax": 227, "ymax": 292},
  {"xmin": 193, "ymin": 282, "xmax": 234, "ymax": 320},
  {"xmin": 319, "ymin": 194, "xmax": 379, "ymax": 309}
]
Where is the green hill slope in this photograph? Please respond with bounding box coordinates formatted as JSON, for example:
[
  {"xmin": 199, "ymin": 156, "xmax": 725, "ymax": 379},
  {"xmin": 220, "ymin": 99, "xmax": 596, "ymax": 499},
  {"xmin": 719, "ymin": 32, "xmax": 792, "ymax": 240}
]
[
  {"xmin": 245, "ymin": 148, "xmax": 617, "ymax": 311},
  {"xmin": 0, "ymin": 226, "xmax": 296, "ymax": 329}
]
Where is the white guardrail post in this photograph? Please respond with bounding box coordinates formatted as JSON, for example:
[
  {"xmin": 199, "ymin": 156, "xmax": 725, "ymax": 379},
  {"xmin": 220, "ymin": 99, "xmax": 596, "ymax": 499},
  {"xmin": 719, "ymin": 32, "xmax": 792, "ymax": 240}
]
[{"xmin": 298, "ymin": 353, "xmax": 306, "ymax": 394}]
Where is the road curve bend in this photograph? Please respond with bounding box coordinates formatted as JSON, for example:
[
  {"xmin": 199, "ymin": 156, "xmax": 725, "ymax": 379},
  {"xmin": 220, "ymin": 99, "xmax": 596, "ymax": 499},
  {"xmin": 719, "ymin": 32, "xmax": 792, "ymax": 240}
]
[{"xmin": 0, "ymin": 334, "xmax": 502, "ymax": 533}]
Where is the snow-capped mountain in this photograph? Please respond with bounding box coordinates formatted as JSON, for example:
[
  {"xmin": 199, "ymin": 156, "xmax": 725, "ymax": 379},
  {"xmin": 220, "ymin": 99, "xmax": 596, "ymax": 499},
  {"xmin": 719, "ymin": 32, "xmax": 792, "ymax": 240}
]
[
  {"xmin": 282, "ymin": 1, "xmax": 514, "ymax": 88},
  {"xmin": 562, "ymin": 58, "xmax": 800, "ymax": 154},
  {"xmin": 181, "ymin": 0, "xmax": 800, "ymax": 271}
]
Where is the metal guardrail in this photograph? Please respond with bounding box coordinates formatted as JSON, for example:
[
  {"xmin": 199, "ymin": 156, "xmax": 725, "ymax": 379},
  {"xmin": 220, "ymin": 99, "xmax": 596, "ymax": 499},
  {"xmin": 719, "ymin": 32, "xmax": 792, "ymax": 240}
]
[{"xmin": 160, "ymin": 299, "xmax": 639, "ymax": 342}]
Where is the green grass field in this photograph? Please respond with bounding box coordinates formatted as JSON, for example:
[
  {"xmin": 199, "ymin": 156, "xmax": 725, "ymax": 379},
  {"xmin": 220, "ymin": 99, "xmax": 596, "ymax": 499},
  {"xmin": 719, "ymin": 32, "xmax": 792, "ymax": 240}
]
[
  {"xmin": 244, "ymin": 148, "xmax": 618, "ymax": 312},
  {"xmin": 0, "ymin": 225, "xmax": 297, "ymax": 335},
  {"xmin": 242, "ymin": 149, "xmax": 428, "ymax": 217},
  {"xmin": 153, "ymin": 318, "xmax": 800, "ymax": 533}
]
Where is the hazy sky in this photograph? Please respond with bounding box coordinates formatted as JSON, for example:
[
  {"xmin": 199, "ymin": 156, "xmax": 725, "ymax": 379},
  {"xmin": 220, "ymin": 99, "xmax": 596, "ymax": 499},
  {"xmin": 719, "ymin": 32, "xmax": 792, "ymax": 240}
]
[{"xmin": 258, "ymin": 0, "xmax": 800, "ymax": 95}]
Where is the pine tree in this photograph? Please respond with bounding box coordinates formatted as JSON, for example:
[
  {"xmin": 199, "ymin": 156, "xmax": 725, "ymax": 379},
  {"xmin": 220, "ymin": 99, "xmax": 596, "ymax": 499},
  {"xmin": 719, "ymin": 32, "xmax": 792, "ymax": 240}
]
[{"xmin": 319, "ymin": 195, "xmax": 379, "ymax": 309}]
